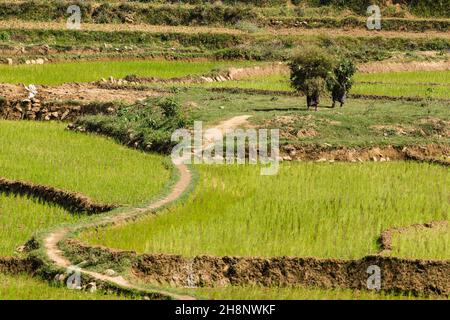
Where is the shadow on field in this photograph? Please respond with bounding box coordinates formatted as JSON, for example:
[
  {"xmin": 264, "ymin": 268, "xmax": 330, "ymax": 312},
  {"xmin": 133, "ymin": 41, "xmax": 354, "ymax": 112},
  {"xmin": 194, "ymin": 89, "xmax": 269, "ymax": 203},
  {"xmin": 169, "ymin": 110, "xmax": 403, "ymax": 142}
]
[{"xmin": 252, "ymin": 105, "xmax": 334, "ymax": 112}]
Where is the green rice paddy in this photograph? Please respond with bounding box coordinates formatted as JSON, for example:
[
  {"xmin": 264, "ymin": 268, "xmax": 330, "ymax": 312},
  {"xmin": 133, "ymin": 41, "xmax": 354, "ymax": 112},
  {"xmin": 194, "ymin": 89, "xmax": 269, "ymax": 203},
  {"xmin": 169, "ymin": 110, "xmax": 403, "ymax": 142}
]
[
  {"xmin": 0, "ymin": 121, "xmax": 171, "ymax": 206},
  {"xmin": 80, "ymin": 162, "xmax": 449, "ymax": 259}
]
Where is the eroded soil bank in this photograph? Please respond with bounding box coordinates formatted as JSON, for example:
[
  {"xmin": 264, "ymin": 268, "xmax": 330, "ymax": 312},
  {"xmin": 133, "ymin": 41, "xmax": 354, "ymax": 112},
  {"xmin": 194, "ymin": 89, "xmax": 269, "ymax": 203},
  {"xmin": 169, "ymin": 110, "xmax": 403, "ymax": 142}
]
[
  {"xmin": 63, "ymin": 239, "xmax": 450, "ymax": 297},
  {"xmin": 0, "ymin": 83, "xmax": 160, "ymax": 105},
  {"xmin": 0, "ymin": 177, "xmax": 116, "ymax": 213},
  {"xmin": 280, "ymin": 144, "xmax": 450, "ymax": 166},
  {"xmin": 0, "ymin": 257, "xmax": 41, "ymax": 274}
]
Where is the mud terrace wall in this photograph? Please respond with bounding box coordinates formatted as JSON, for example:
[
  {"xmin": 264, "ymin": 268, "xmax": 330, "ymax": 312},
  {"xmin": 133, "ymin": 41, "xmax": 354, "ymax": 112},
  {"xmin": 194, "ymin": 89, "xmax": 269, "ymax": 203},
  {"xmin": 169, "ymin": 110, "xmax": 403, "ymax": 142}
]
[
  {"xmin": 113, "ymin": 63, "xmax": 287, "ymax": 85},
  {"xmin": 280, "ymin": 144, "xmax": 450, "ymax": 166},
  {"xmin": 0, "ymin": 257, "xmax": 42, "ymax": 274},
  {"xmin": 0, "ymin": 177, "xmax": 117, "ymax": 213},
  {"xmin": 0, "ymin": 98, "xmax": 117, "ymax": 121},
  {"xmin": 63, "ymin": 240, "xmax": 450, "ymax": 297},
  {"xmin": 134, "ymin": 255, "xmax": 450, "ymax": 296}
]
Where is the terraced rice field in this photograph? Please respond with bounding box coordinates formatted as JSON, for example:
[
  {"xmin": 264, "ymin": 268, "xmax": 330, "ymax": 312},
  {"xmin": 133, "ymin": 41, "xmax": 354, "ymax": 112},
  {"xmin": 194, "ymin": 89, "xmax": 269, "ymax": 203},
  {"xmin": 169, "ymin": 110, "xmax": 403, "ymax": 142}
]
[
  {"xmin": 0, "ymin": 121, "xmax": 171, "ymax": 205},
  {"xmin": 0, "ymin": 0, "xmax": 449, "ymax": 303},
  {"xmin": 80, "ymin": 162, "xmax": 449, "ymax": 259},
  {"xmin": 0, "ymin": 60, "xmax": 257, "ymax": 85},
  {"xmin": 391, "ymin": 225, "xmax": 449, "ymax": 260},
  {"xmin": 0, "ymin": 193, "xmax": 75, "ymax": 256},
  {"xmin": 196, "ymin": 70, "xmax": 450, "ymax": 99},
  {"xmin": 178, "ymin": 285, "xmax": 440, "ymax": 300}
]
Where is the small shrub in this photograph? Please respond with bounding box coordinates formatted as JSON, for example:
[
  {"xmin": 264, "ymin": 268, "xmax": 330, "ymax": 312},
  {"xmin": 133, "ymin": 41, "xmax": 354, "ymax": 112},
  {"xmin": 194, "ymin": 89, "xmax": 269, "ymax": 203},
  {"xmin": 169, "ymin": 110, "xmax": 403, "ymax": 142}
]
[{"xmin": 73, "ymin": 97, "xmax": 188, "ymax": 154}]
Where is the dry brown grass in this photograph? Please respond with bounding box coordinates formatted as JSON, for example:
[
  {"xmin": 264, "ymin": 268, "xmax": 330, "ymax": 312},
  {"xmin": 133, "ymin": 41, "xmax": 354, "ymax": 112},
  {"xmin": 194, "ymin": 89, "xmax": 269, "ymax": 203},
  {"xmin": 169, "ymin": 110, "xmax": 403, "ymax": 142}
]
[{"xmin": 359, "ymin": 60, "xmax": 450, "ymax": 73}]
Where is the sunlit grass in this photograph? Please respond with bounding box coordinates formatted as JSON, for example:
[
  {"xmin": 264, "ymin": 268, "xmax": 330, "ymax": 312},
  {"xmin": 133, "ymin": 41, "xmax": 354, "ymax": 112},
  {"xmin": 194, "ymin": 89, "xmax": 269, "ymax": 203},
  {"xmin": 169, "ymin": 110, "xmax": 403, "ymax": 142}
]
[
  {"xmin": 0, "ymin": 273, "xmax": 130, "ymax": 300},
  {"xmin": 0, "ymin": 60, "xmax": 256, "ymax": 85},
  {"xmin": 354, "ymin": 71, "xmax": 450, "ymax": 85},
  {"xmin": 191, "ymin": 70, "xmax": 450, "ymax": 99},
  {"xmin": 391, "ymin": 224, "xmax": 449, "ymax": 260},
  {"xmin": 0, "ymin": 193, "xmax": 81, "ymax": 256},
  {"xmin": 351, "ymin": 83, "xmax": 449, "ymax": 99},
  {"xmin": 178, "ymin": 285, "xmax": 445, "ymax": 300},
  {"xmin": 199, "ymin": 74, "xmax": 291, "ymax": 91},
  {"xmin": 81, "ymin": 162, "xmax": 449, "ymax": 259},
  {"xmin": 0, "ymin": 121, "xmax": 171, "ymax": 205}
]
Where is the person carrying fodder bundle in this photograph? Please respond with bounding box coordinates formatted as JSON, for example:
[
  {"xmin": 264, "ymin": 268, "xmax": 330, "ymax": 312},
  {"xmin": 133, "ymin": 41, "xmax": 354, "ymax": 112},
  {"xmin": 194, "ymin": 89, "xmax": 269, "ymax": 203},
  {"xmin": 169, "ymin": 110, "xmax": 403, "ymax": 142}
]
[
  {"xmin": 289, "ymin": 47, "xmax": 334, "ymax": 111},
  {"xmin": 327, "ymin": 58, "xmax": 356, "ymax": 108}
]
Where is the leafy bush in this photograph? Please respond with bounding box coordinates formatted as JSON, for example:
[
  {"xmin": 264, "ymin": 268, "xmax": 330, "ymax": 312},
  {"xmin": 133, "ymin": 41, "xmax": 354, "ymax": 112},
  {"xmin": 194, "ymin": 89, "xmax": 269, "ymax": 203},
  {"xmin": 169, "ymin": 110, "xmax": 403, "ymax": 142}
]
[{"xmin": 73, "ymin": 97, "xmax": 188, "ymax": 154}]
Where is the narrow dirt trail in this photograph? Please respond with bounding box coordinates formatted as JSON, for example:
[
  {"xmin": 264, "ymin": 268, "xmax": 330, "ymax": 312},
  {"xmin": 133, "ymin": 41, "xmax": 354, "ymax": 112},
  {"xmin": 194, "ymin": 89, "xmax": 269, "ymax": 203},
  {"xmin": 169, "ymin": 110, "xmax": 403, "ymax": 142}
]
[
  {"xmin": 203, "ymin": 115, "xmax": 252, "ymax": 147},
  {"xmin": 43, "ymin": 164, "xmax": 194, "ymax": 300},
  {"xmin": 42, "ymin": 116, "xmax": 253, "ymax": 300}
]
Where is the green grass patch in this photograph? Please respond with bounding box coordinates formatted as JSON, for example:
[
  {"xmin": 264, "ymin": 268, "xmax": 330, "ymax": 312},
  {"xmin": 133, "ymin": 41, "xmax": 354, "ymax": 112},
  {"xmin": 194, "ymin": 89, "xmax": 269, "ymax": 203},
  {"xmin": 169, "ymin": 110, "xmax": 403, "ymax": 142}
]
[
  {"xmin": 80, "ymin": 162, "xmax": 449, "ymax": 259},
  {"xmin": 351, "ymin": 83, "xmax": 449, "ymax": 99},
  {"xmin": 354, "ymin": 71, "xmax": 450, "ymax": 85},
  {"xmin": 0, "ymin": 60, "xmax": 256, "ymax": 85},
  {"xmin": 177, "ymin": 285, "xmax": 443, "ymax": 300},
  {"xmin": 0, "ymin": 193, "xmax": 79, "ymax": 256},
  {"xmin": 0, "ymin": 121, "xmax": 170, "ymax": 205},
  {"xmin": 0, "ymin": 273, "xmax": 129, "ymax": 300},
  {"xmin": 391, "ymin": 225, "xmax": 449, "ymax": 260},
  {"xmin": 168, "ymin": 88, "xmax": 450, "ymax": 147},
  {"xmin": 192, "ymin": 70, "xmax": 450, "ymax": 99}
]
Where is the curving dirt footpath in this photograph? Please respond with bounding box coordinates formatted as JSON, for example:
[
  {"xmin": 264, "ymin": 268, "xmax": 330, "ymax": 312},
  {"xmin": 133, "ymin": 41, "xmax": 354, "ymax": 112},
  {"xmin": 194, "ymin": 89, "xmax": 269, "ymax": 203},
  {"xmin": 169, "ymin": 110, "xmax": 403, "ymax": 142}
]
[
  {"xmin": 41, "ymin": 115, "xmax": 253, "ymax": 299},
  {"xmin": 43, "ymin": 163, "xmax": 194, "ymax": 300}
]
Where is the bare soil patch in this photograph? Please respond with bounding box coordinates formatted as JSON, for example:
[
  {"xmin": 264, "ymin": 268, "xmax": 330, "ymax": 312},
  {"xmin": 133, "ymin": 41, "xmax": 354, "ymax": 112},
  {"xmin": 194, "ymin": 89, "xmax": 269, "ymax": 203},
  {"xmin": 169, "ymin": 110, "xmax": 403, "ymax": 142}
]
[
  {"xmin": 370, "ymin": 119, "xmax": 450, "ymax": 139},
  {"xmin": 0, "ymin": 83, "xmax": 161, "ymax": 104},
  {"xmin": 281, "ymin": 144, "xmax": 450, "ymax": 165},
  {"xmin": 358, "ymin": 60, "xmax": 450, "ymax": 73},
  {"xmin": 0, "ymin": 257, "xmax": 41, "ymax": 275},
  {"xmin": 0, "ymin": 83, "xmax": 163, "ymax": 121},
  {"xmin": 264, "ymin": 27, "xmax": 450, "ymax": 39}
]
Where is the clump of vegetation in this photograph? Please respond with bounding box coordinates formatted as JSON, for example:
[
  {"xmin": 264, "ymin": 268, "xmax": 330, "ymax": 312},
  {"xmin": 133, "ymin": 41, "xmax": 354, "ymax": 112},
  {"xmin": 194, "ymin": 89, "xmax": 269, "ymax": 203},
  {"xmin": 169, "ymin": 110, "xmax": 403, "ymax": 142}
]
[
  {"xmin": 327, "ymin": 58, "xmax": 356, "ymax": 108},
  {"xmin": 289, "ymin": 47, "xmax": 334, "ymax": 111},
  {"xmin": 289, "ymin": 47, "xmax": 358, "ymax": 110},
  {"xmin": 73, "ymin": 97, "xmax": 189, "ymax": 153}
]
